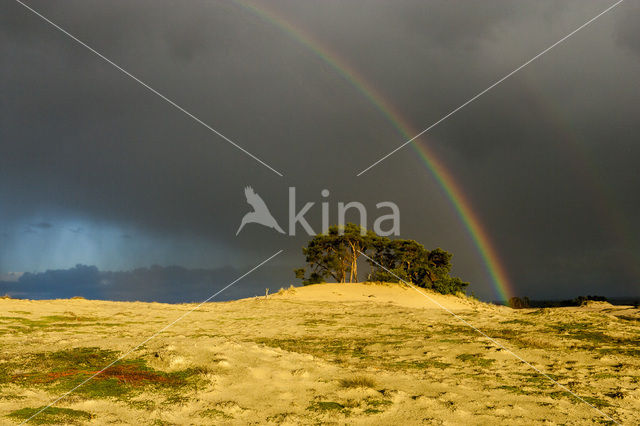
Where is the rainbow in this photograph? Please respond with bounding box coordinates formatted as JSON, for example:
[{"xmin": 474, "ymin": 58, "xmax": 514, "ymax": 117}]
[{"xmin": 237, "ymin": 1, "xmax": 514, "ymax": 301}]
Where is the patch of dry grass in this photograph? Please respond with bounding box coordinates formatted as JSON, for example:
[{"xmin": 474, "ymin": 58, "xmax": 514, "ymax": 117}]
[{"xmin": 338, "ymin": 375, "xmax": 377, "ymax": 389}]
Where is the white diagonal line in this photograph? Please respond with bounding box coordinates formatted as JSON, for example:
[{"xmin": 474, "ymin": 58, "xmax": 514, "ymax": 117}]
[
  {"xmin": 20, "ymin": 249, "xmax": 284, "ymax": 425},
  {"xmin": 13, "ymin": 0, "xmax": 284, "ymax": 177},
  {"xmin": 357, "ymin": 0, "xmax": 625, "ymax": 176},
  {"xmin": 358, "ymin": 250, "xmax": 618, "ymax": 424}
]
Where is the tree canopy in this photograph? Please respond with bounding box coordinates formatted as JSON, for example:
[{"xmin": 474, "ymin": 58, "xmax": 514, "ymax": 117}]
[{"xmin": 294, "ymin": 224, "xmax": 469, "ymax": 295}]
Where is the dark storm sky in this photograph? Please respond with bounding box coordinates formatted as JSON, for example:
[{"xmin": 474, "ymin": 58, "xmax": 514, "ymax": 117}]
[{"xmin": 1, "ymin": 0, "xmax": 639, "ymax": 301}]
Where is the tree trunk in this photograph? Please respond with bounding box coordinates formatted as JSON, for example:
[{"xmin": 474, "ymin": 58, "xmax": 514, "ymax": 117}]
[
  {"xmin": 347, "ymin": 241, "xmax": 359, "ymax": 283},
  {"xmin": 352, "ymin": 257, "xmax": 358, "ymax": 282}
]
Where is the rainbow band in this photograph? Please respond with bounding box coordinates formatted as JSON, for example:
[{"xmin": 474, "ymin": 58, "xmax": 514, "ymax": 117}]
[{"xmin": 238, "ymin": 1, "xmax": 514, "ymax": 301}]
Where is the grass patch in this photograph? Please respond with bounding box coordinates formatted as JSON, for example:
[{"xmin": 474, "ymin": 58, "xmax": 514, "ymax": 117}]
[
  {"xmin": 437, "ymin": 338, "xmax": 469, "ymax": 344},
  {"xmin": 605, "ymin": 391, "xmax": 624, "ymax": 399},
  {"xmin": 386, "ymin": 359, "xmax": 450, "ymax": 370},
  {"xmin": 307, "ymin": 401, "xmax": 346, "ymax": 412},
  {"xmin": 255, "ymin": 336, "xmax": 457, "ymax": 372},
  {"xmin": 0, "ymin": 393, "xmax": 25, "ymax": 401},
  {"xmin": 199, "ymin": 408, "xmax": 233, "ymax": 419},
  {"xmin": 515, "ymin": 372, "xmax": 566, "ymax": 388},
  {"xmin": 549, "ymin": 322, "xmax": 591, "ymax": 332},
  {"xmin": 593, "ymin": 373, "xmax": 618, "ymax": 379},
  {"xmin": 2, "ymin": 347, "xmax": 206, "ymax": 400},
  {"xmin": 599, "ymin": 347, "xmax": 640, "ymax": 357},
  {"xmin": 456, "ymin": 353, "xmax": 495, "ymax": 367},
  {"xmin": 41, "ymin": 314, "xmax": 96, "ymax": 322},
  {"xmin": 302, "ymin": 318, "xmax": 337, "ymax": 327},
  {"xmin": 7, "ymin": 406, "xmax": 92, "ymax": 425},
  {"xmin": 580, "ymin": 396, "xmax": 612, "ymax": 408},
  {"xmin": 615, "ymin": 315, "xmax": 640, "ymax": 322},
  {"xmin": 129, "ymin": 399, "xmax": 156, "ymax": 410},
  {"xmin": 500, "ymin": 319, "xmax": 534, "ymax": 326},
  {"xmin": 254, "ymin": 337, "xmax": 371, "ymax": 361},
  {"xmin": 548, "ymin": 391, "xmax": 611, "ymax": 408},
  {"xmin": 266, "ymin": 412, "xmax": 296, "ymax": 422},
  {"xmin": 548, "ymin": 323, "xmax": 640, "ymax": 348},
  {"xmin": 497, "ymin": 385, "xmax": 528, "ymax": 395},
  {"xmin": 163, "ymin": 393, "xmax": 193, "ymax": 406},
  {"xmin": 366, "ymin": 398, "xmax": 393, "ymax": 407},
  {"xmin": 0, "ymin": 314, "xmax": 100, "ymax": 333},
  {"xmin": 339, "ymin": 375, "xmax": 376, "ymax": 389},
  {"xmin": 435, "ymin": 325, "xmax": 478, "ymax": 337}
]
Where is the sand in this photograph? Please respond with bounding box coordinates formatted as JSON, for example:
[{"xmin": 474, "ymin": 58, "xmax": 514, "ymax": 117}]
[{"xmin": 0, "ymin": 282, "xmax": 638, "ymax": 424}]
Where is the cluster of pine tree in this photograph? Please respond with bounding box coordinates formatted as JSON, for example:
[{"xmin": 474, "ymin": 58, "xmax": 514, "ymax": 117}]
[{"xmin": 295, "ymin": 223, "xmax": 469, "ymax": 295}]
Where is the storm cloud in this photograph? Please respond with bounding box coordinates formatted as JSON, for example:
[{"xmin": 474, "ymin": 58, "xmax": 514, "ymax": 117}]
[
  {"xmin": 0, "ymin": 264, "xmax": 288, "ymax": 302},
  {"xmin": 1, "ymin": 0, "xmax": 639, "ymax": 301}
]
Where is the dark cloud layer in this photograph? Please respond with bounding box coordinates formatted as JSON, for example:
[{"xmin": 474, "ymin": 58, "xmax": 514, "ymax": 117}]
[
  {"xmin": 1, "ymin": 0, "xmax": 639, "ymax": 300},
  {"xmin": 0, "ymin": 264, "xmax": 291, "ymax": 303}
]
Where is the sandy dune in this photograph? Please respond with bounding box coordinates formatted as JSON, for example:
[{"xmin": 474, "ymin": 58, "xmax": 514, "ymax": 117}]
[
  {"xmin": 270, "ymin": 282, "xmax": 483, "ymax": 310},
  {"xmin": 0, "ymin": 283, "xmax": 638, "ymax": 424}
]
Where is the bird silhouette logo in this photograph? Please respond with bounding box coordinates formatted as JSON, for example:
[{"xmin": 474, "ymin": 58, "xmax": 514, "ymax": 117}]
[{"xmin": 236, "ymin": 186, "xmax": 285, "ymax": 236}]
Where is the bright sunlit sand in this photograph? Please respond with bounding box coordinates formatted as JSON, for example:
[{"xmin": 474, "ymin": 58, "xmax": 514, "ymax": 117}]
[{"xmin": 1, "ymin": 283, "xmax": 638, "ymax": 424}]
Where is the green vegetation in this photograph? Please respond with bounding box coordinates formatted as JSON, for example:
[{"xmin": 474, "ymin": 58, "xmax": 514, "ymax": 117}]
[
  {"xmin": 254, "ymin": 337, "xmax": 370, "ymax": 362},
  {"xmin": 0, "ymin": 314, "xmax": 122, "ymax": 334},
  {"xmin": 301, "ymin": 317, "xmax": 337, "ymax": 327},
  {"xmin": 456, "ymin": 353, "xmax": 495, "ymax": 367},
  {"xmin": 508, "ymin": 297, "xmax": 531, "ymax": 309},
  {"xmin": 7, "ymin": 406, "xmax": 93, "ymax": 425},
  {"xmin": 500, "ymin": 318, "xmax": 534, "ymax": 326},
  {"xmin": 578, "ymin": 396, "xmax": 611, "ymax": 408},
  {"xmin": 253, "ymin": 335, "xmax": 459, "ymax": 374},
  {"xmin": 606, "ymin": 391, "xmax": 624, "ymax": 399},
  {"xmin": 616, "ymin": 315, "xmax": 640, "ymax": 322},
  {"xmin": 294, "ymin": 223, "xmax": 469, "ymax": 294},
  {"xmin": 545, "ymin": 322, "xmax": 640, "ymax": 354},
  {"xmin": 307, "ymin": 401, "xmax": 346, "ymax": 412},
  {"xmin": 366, "ymin": 398, "xmax": 393, "ymax": 407},
  {"xmin": 363, "ymin": 398, "xmax": 393, "ymax": 415},
  {"xmin": 497, "ymin": 385, "xmax": 529, "ymax": 395},
  {"xmin": 387, "ymin": 359, "xmax": 451, "ymax": 370},
  {"xmin": 512, "ymin": 295, "xmax": 609, "ymax": 308},
  {"xmin": 0, "ymin": 347, "xmax": 207, "ymax": 400},
  {"xmin": 128, "ymin": 399, "xmax": 156, "ymax": 411}
]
